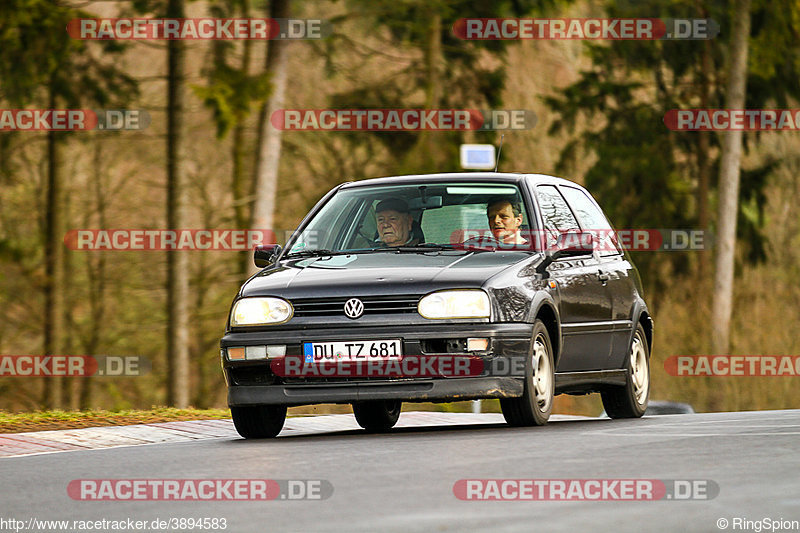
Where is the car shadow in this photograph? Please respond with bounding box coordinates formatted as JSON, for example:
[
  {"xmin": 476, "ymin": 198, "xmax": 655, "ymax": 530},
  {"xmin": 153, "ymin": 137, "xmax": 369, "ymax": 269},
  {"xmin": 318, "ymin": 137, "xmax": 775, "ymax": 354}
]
[{"xmin": 223, "ymin": 415, "xmax": 622, "ymax": 443}]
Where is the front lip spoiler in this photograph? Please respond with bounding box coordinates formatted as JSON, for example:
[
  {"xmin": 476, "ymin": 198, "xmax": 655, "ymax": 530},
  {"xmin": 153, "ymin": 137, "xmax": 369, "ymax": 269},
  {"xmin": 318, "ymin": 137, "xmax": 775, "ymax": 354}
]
[{"xmin": 227, "ymin": 377, "xmax": 524, "ymax": 406}]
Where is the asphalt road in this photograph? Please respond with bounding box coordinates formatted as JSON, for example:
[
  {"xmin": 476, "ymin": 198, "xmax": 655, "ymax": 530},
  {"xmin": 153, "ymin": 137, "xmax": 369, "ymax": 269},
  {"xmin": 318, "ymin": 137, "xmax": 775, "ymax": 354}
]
[{"xmin": 2, "ymin": 409, "xmax": 799, "ymax": 533}]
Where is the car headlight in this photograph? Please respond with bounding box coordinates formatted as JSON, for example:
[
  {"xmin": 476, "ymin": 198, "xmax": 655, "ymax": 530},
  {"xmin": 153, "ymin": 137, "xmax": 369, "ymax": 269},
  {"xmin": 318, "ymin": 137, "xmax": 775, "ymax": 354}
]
[
  {"xmin": 230, "ymin": 297, "xmax": 293, "ymax": 326},
  {"xmin": 418, "ymin": 290, "xmax": 491, "ymax": 319}
]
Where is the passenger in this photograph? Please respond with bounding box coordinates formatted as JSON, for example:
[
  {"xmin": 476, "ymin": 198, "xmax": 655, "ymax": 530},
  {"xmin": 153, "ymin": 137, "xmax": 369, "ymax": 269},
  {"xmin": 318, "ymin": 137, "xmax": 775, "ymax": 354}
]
[{"xmin": 375, "ymin": 198, "xmax": 419, "ymax": 247}]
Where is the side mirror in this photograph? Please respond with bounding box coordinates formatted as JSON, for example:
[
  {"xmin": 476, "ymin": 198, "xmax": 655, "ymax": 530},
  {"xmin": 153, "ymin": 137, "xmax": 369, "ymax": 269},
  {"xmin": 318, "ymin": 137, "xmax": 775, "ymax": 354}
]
[
  {"xmin": 535, "ymin": 231, "xmax": 594, "ymax": 274},
  {"xmin": 254, "ymin": 244, "xmax": 281, "ymax": 268}
]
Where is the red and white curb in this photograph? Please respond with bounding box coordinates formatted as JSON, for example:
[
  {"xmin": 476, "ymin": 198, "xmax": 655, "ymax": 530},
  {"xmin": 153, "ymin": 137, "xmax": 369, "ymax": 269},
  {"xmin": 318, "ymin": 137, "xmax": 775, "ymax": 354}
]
[
  {"xmin": 0, "ymin": 419, "xmax": 237, "ymax": 458},
  {"xmin": 0, "ymin": 412, "xmax": 586, "ymax": 458}
]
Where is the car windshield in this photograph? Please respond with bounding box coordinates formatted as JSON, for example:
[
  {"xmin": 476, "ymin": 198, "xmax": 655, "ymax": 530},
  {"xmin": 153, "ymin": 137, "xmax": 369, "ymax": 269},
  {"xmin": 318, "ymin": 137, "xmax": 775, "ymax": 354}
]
[{"xmin": 285, "ymin": 181, "xmax": 536, "ymax": 256}]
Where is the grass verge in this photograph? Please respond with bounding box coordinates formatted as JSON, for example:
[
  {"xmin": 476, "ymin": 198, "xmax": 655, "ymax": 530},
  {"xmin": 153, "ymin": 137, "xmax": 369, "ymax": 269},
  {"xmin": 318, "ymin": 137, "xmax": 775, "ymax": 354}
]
[{"xmin": 0, "ymin": 407, "xmax": 232, "ymax": 434}]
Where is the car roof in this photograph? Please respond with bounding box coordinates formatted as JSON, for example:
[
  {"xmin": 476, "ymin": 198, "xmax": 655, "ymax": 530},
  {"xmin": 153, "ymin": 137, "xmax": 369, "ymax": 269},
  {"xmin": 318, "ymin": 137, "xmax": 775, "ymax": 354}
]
[{"xmin": 338, "ymin": 172, "xmax": 585, "ymax": 190}]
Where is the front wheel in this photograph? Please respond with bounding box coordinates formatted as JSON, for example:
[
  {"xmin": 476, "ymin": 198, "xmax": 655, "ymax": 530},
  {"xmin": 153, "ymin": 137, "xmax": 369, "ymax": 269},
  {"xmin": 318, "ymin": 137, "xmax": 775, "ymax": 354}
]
[
  {"xmin": 231, "ymin": 405, "xmax": 287, "ymax": 438},
  {"xmin": 352, "ymin": 400, "xmax": 401, "ymax": 432},
  {"xmin": 500, "ymin": 319, "xmax": 555, "ymax": 426},
  {"xmin": 601, "ymin": 323, "xmax": 650, "ymax": 418}
]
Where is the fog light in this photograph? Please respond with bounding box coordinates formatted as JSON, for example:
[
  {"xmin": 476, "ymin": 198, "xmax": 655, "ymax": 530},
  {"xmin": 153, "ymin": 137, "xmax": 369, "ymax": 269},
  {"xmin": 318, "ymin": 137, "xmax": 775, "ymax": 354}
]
[
  {"xmin": 227, "ymin": 347, "xmax": 245, "ymax": 360},
  {"xmin": 467, "ymin": 338, "xmax": 489, "ymax": 351},
  {"xmin": 245, "ymin": 345, "xmax": 268, "ymax": 360},
  {"xmin": 266, "ymin": 345, "xmax": 286, "ymax": 358}
]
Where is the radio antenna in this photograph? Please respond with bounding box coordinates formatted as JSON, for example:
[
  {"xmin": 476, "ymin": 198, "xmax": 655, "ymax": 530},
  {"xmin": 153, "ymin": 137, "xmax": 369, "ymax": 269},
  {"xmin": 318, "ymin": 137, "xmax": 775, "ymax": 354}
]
[{"xmin": 494, "ymin": 134, "xmax": 505, "ymax": 172}]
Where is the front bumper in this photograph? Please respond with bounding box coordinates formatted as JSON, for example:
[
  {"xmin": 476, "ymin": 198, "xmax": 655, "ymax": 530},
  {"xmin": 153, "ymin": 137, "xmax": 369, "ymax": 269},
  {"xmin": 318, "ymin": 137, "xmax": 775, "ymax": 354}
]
[
  {"xmin": 221, "ymin": 323, "xmax": 532, "ymax": 407},
  {"xmin": 228, "ymin": 377, "xmax": 524, "ymax": 406}
]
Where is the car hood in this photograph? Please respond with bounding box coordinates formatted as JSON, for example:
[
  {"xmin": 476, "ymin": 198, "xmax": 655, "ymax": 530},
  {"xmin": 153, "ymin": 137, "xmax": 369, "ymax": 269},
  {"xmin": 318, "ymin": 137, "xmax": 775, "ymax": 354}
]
[{"xmin": 241, "ymin": 251, "xmax": 532, "ymax": 299}]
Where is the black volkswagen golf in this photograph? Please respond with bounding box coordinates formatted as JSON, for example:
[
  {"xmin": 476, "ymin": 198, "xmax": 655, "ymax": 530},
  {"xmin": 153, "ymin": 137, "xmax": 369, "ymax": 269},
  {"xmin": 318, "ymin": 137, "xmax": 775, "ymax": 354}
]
[{"xmin": 220, "ymin": 173, "xmax": 653, "ymax": 438}]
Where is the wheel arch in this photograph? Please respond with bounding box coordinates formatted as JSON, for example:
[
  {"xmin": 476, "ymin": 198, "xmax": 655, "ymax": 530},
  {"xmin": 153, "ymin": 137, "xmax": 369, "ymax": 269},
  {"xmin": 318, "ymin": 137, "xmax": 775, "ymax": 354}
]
[
  {"xmin": 638, "ymin": 311, "xmax": 653, "ymax": 353},
  {"xmin": 630, "ymin": 298, "xmax": 653, "ymax": 354},
  {"xmin": 529, "ymin": 294, "xmax": 561, "ymax": 366}
]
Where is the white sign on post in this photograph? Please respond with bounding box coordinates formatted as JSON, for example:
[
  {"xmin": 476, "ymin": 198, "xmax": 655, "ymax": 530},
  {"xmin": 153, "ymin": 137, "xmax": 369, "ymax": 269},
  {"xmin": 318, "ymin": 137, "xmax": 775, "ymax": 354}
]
[{"xmin": 460, "ymin": 144, "xmax": 496, "ymax": 170}]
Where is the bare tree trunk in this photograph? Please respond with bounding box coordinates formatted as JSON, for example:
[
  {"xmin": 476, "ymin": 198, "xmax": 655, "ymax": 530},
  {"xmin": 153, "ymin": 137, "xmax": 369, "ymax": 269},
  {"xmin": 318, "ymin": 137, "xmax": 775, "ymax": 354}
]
[
  {"xmin": 424, "ymin": 11, "xmax": 443, "ymax": 164},
  {"xmin": 62, "ymin": 167, "xmax": 75, "ymax": 409},
  {"xmin": 191, "ymin": 249, "xmax": 210, "ymax": 409},
  {"xmin": 80, "ymin": 141, "xmax": 107, "ymax": 409},
  {"xmin": 696, "ymin": 9, "xmax": 712, "ymax": 280},
  {"xmin": 250, "ymin": 0, "xmax": 290, "ymax": 275},
  {"xmin": 234, "ymin": 0, "xmax": 253, "ymax": 277},
  {"xmin": 42, "ymin": 85, "xmax": 64, "ymax": 410},
  {"xmin": 711, "ymin": 0, "xmax": 751, "ymax": 354},
  {"xmin": 404, "ymin": 11, "xmax": 443, "ymax": 172},
  {"xmin": 166, "ymin": 0, "xmax": 190, "ymax": 407}
]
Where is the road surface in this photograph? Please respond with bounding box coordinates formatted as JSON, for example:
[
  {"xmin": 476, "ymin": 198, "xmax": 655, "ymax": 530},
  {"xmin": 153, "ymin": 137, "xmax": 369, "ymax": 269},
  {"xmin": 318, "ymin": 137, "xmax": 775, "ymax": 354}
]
[{"xmin": 1, "ymin": 410, "xmax": 799, "ymax": 532}]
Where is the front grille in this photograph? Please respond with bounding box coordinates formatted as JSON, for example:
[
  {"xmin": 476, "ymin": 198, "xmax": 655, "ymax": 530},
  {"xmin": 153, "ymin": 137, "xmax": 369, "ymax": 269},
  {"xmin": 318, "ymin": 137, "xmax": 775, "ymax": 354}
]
[{"xmin": 291, "ymin": 295, "xmax": 421, "ymax": 317}]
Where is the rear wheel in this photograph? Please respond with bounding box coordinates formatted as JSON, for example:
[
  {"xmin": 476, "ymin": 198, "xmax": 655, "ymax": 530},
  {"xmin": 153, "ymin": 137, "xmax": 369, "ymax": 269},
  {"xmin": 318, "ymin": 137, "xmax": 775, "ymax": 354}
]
[
  {"xmin": 352, "ymin": 400, "xmax": 402, "ymax": 432},
  {"xmin": 231, "ymin": 405, "xmax": 287, "ymax": 438},
  {"xmin": 500, "ymin": 319, "xmax": 554, "ymax": 426},
  {"xmin": 601, "ymin": 323, "xmax": 650, "ymax": 418}
]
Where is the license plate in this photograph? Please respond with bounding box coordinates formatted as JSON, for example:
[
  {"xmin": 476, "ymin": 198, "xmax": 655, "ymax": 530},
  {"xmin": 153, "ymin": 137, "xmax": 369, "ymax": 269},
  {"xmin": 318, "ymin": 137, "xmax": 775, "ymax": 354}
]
[{"xmin": 303, "ymin": 340, "xmax": 402, "ymax": 363}]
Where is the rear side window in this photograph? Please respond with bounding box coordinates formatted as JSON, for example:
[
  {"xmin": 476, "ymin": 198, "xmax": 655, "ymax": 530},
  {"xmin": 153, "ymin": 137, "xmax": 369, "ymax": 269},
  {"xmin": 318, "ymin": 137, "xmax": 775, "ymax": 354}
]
[
  {"xmin": 560, "ymin": 186, "xmax": 620, "ymax": 256},
  {"xmin": 534, "ymin": 185, "xmax": 580, "ymax": 248}
]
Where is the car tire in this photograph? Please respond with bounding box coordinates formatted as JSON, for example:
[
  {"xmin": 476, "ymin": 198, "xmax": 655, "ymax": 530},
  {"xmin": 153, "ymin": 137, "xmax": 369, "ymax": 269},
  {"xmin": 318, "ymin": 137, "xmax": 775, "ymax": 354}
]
[
  {"xmin": 500, "ymin": 319, "xmax": 554, "ymax": 427},
  {"xmin": 352, "ymin": 400, "xmax": 402, "ymax": 432},
  {"xmin": 601, "ymin": 323, "xmax": 650, "ymax": 418},
  {"xmin": 231, "ymin": 405, "xmax": 287, "ymax": 438}
]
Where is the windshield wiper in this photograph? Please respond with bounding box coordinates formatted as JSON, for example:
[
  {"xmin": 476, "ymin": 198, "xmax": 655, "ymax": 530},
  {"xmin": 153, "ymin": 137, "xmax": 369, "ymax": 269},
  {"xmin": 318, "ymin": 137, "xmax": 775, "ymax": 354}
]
[
  {"xmin": 462, "ymin": 246, "xmax": 497, "ymax": 252},
  {"xmin": 286, "ymin": 248, "xmax": 395, "ymax": 257},
  {"xmin": 393, "ymin": 244, "xmax": 461, "ymax": 253},
  {"xmin": 284, "ymin": 249, "xmax": 341, "ymax": 258}
]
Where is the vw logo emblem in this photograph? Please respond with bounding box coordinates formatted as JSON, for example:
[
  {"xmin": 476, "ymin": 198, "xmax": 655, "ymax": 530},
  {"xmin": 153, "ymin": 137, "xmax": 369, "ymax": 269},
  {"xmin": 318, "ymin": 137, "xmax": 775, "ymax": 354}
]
[{"xmin": 344, "ymin": 298, "xmax": 364, "ymax": 319}]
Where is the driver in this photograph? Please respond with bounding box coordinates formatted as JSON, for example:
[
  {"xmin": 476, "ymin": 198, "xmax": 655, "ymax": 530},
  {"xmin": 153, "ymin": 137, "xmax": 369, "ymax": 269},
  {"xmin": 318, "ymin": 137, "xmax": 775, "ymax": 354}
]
[
  {"xmin": 375, "ymin": 198, "xmax": 419, "ymax": 247},
  {"xmin": 487, "ymin": 197, "xmax": 528, "ymax": 245}
]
